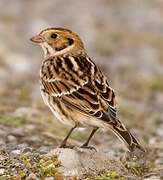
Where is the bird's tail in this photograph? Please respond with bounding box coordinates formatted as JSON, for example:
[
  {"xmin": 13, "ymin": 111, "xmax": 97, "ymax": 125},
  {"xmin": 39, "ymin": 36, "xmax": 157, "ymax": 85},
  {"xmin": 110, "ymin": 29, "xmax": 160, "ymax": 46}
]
[{"xmin": 108, "ymin": 120, "xmax": 145, "ymax": 152}]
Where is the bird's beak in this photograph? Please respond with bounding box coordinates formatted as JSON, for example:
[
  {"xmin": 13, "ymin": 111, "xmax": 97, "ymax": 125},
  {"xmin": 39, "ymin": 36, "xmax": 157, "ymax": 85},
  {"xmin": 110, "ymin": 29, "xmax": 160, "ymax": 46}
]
[{"xmin": 30, "ymin": 34, "xmax": 44, "ymax": 43}]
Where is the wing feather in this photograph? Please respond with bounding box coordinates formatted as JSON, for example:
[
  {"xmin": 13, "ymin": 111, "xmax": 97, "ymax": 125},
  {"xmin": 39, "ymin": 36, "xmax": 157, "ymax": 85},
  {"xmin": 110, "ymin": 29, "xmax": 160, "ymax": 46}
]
[{"xmin": 41, "ymin": 55, "xmax": 117, "ymax": 123}]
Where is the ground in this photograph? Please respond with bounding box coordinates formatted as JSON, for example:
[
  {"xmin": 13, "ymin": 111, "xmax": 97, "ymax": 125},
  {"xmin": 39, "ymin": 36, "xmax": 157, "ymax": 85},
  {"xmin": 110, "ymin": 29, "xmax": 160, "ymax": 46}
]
[{"xmin": 0, "ymin": 0, "xmax": 163, "ymax": 179}]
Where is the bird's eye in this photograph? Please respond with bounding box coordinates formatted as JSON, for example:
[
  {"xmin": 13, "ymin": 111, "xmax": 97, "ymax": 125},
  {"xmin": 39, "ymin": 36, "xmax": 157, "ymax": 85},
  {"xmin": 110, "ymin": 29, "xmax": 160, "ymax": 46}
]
[{"xmin": 51, "ymin": 33, "xmax": 58, "ymax": 39}]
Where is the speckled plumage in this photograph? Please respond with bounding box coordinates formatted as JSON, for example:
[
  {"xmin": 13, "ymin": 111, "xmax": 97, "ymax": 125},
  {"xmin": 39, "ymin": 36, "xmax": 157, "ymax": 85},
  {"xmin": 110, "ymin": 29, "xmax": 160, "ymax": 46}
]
[{"xmin": 31, "ymin": 27, "xmax": 145, "ymax": 152}]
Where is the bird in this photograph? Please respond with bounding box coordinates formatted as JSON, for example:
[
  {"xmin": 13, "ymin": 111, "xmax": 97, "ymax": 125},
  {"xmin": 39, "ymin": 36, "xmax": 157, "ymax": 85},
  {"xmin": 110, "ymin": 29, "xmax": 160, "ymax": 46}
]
[{"xmin": 30, "ymin": 27, "xmax": 145, "ymax": 152}]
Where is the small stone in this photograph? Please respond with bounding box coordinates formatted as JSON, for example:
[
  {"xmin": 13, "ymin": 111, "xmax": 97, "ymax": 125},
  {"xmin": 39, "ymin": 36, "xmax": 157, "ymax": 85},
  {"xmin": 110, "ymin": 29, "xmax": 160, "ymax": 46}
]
[
  {"xmin": 26, "ymin": 137, "xmax": 41, "ymax": 145},
  {"xmin": 157, "ymin": 128, "xmax": 163, "ymax": 137},
  {"xmin": 22, "ymin": 147, "xmax": 33, "ymax": 153},
  {"xmin": 9, "ymin": 162, "xmax": 22, "ymax": 168},
  {"xmin": 10, "ymin": 149, "xmax": 21, "ymax": 156},
  {"xmin": 143, "ymin": 176, "xmax": 161, "ymax": 180},
  {"xmin": 45, "ymin": 177, "xmax": 54, "ymax": 180},
  {"xmin": 7, "ymin": 135, "xmax": 16, "ymax": 142},
  {"xmin": 23, "ymin": 168, "xmax": 28, "ymax": 174},
  {"xmin": 158, "ymin": 152, "xmax": 163, "ymax": 158},
  {"xmin": 25, "ymin": 124, "xmax": 36, "ymax": 131},
  {"xmin": 17, "ymin": 143, "xmax": 28, "ymax": 149},
  {"xmin": 0, "ymin": 168, "xmax": 5, "ymax": 175},
  {"xmin": 0, "ymin": 140, "xmax": 5, "ymax": 146},
  {"xmin": 0, "ymin": 129, "xmax": 6, "ymax": 136},
  {"xmin": 11, "ymin": 128, "xmax": 24, "ymax": 137},
  {"xmin": 34, "ymin": 150, "xmax": 48, "ymax": 154},
  {"xmin": 155, "ymin": 158, "xmax": 163, "ymax": 165},
  {"xmin": 26, "ymin": 173, "xmax": 38, "ymax": 180},
  {"xmin": 15, "ymin": 163, "xmax": 23, "ymax": 167}
]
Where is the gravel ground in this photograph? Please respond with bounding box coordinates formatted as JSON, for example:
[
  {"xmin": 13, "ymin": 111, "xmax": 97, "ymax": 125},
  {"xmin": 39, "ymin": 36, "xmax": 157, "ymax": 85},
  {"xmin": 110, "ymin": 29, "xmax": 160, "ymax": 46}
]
[{"xmin": 0, "ymin": 0, "xmax": 163, "ymax": 179}]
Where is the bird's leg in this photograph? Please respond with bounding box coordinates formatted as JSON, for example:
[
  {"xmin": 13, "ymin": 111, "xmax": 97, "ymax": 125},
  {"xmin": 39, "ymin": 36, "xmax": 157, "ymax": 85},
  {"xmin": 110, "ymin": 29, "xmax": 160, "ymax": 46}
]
[
  {"xmin": 80, "ymin": 128, "xmax": 98, "ymax": 150},
  {"xmin": 59, "ymin": 125, "xmax": 77, "ymax": 148}
]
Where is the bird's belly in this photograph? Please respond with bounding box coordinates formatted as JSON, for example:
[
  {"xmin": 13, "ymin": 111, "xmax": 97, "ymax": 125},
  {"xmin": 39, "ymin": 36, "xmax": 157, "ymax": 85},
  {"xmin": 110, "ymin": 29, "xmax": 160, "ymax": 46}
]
[
  {"xmin": 40, "ymin": 90, "xmax": 105, "ymax": 128},
  {"xmin": 75, "ymin": 113, "xmax": 106, "ymax": 128},
  {"xmin": 41, "ymin": 90, "xmax": 75, "ymax": 126},
  {"xmin": 48, "ymin": 103, "xmax": 73, "ymax": 126}
]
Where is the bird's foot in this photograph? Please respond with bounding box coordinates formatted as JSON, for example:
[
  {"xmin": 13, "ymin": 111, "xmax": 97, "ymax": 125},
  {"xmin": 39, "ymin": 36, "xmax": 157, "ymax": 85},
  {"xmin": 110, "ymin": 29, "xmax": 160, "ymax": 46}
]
[
  {"xmin": 80, "ymin": 145, "xmax": 97, "ymax": 151},
  {"xmin": 59, "ymin": 143, "xmax": 75, "ymax": 149}
]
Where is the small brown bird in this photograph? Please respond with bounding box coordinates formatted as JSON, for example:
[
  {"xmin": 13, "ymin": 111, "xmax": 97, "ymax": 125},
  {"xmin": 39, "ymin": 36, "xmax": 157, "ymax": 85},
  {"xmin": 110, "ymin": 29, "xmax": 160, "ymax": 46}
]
[{"xmin": 30, "ymin": 27, "xmax": 145, "ymax": 152}]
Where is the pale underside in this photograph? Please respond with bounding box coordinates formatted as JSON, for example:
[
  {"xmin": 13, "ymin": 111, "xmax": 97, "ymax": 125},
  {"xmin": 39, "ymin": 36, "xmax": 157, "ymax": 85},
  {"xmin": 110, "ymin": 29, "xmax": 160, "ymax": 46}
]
[{"xmin": 41, "ymin": 89, "xmax": 109, "ymax": 128}]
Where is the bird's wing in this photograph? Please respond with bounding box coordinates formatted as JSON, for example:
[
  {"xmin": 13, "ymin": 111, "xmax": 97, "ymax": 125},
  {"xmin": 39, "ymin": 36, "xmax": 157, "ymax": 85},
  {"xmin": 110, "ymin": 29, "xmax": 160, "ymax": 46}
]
[
  {"xmin": 41, "ymin": 55, "xmax": 145, "ymax": 153},
  {"xmin": 41, "ymin": 55, "xmax": 117, "ymax": 124}
]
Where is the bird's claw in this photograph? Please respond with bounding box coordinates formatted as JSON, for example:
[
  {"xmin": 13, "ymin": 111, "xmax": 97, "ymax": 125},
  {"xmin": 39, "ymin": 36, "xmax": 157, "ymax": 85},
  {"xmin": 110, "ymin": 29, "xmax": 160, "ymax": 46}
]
[{"xmin": 80, "ymin": 145, "xmax": 97, "ymax": 151}]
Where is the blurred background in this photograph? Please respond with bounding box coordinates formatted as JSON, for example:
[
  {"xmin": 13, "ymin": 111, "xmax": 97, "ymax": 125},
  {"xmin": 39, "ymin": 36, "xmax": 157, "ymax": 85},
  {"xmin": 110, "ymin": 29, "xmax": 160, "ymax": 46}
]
[{"xmin": 0, "ymin": 0, "xmax": 163, "ymax": 176}]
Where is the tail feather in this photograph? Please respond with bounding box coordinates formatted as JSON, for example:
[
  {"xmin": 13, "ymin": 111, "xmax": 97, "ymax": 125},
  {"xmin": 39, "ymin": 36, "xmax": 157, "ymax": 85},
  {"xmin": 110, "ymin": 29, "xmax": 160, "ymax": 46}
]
[{"xmin": 109, "ymin": 122, "xmax": 145, "ymax": 152}]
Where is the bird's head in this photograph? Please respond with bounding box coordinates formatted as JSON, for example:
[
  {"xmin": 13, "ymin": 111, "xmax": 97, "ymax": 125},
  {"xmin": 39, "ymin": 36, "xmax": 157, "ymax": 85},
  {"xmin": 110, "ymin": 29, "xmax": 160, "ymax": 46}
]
[{"xmin": 30, "ymin": 28, "xmax": 85, "ymax": 57}]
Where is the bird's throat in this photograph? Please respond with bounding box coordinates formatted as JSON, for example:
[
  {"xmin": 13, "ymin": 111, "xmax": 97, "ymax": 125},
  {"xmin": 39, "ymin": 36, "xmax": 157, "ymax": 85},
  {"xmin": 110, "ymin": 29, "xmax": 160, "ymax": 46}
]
[
  {"xmin": 41, "ymin": 42, "xmax": 56, "ymax": 58},
  {"xmin": 40, "ymin": 42, "xmax": 84, "ymax": 58}
]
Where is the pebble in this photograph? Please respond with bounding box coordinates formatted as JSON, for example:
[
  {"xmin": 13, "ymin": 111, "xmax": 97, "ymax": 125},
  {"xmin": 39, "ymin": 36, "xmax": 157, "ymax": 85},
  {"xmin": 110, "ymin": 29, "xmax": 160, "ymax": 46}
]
[
  {"xmin": 34, "ymin": 150, "xmax": 48, "ymax": 154},
  {"xmin": 11, "ymin": 128, "xmax": 24, "ymax": 137},
  {"xmin": 23, "ymin": 168, "xmax": 28, "ymax": 174},
  {"xmin": 26, "ymin": 173, "xmax": 39, "ymax": 180},
  {"xmin": 9, "ymin": 162, "xmax": 22, "ymax": 168},
  {"xmin": 45, "ymin": 177, "xmax": 54, "ymax": 180},
  {"xmin": 157, "ymin": 128, "xmax": 163, "ymax": 137},
  {"xmin": 0, "ymin": 129, "xmax": 6, "ymax": 136},
  {"xmin": 22, "ymin": 147, "xmax": 33, "ymax": 153},
  {"xmin": 39, "ymin": 146, "xmax": 50, "ymax": 153},
  {"xmin": 7, "ymin": 135, "xmax": 16, "ymax": 142},
  {"xmin": 14, "ymin": 107, "xmax": 32, "ymax": 117},
  {"xmin": 24, "ymin": 124, "xmax": 36, "ymax": 131},
  {"xmin": 26, "ymin": 137, "xmax": 41, "ymax": 144},
  {"xmin": 14, "ymin": 107, "xmax": 39, "ymax": 121},
  {"xmin": 17, "ymin": 143, "xmax": 28, "ymax": 149},
  {"xmin": 155, "ymin": 158, "xmax": 163, "ymax": 165},
  {"xmin": 0, "ymin": 140, "xmax": 5, "ymax": 146},
  {"xmin": 143, "ymin": 176, "xmax": 161, "ymax": 180},
  {"xmin": 0, "ymin": 169, "xmax": 5, "ymax": 175},
  {"xmin": 10, "ymin": 149, "xmax": 21, "ymax": 156}
]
